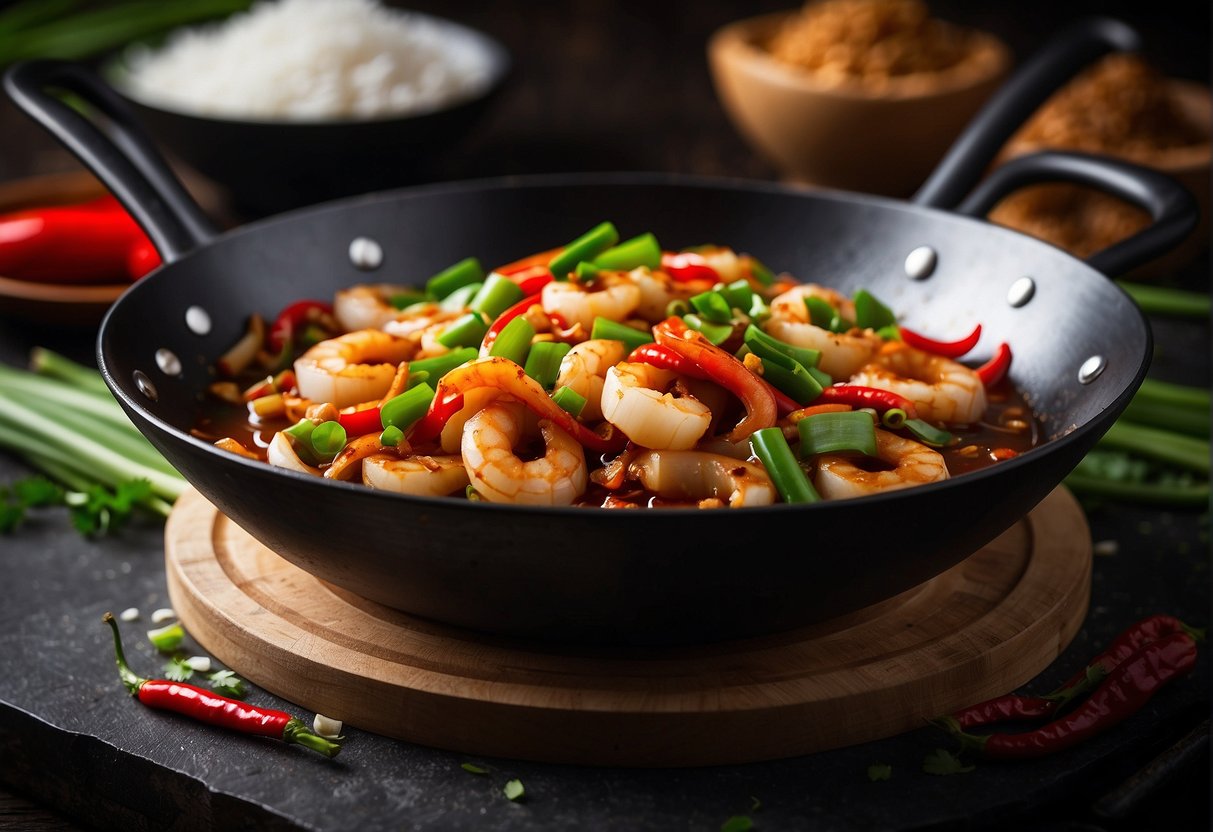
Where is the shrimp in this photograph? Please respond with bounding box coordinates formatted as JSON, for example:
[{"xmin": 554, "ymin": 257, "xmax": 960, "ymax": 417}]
[
  {"xmin": 461, "ymin": 402, "xmax": 588, "ymax": 505},
  {"xmin": 600, "ymin": 362, "xmax": 712, "ymax": 450},
  {"xmin": 334, "ymin": 284, "xmax": 419, "ymax": 331},
  {"xmin": 554, "ymin": 339, "xmax": 628, "ymax": 422},
  {"xmin": 763, "ymin": 283, "xmax": 882, "ymax": 380},
  {"xmin": 813, "ymin": 429, "xmax": 948, "ymax": 500},
  {"xmin": 848, "ymin": 341, "xmax": 987, "ymax": 424},
  {"xmin": 363, "ymin": 453, "xmax": 470, "ymax": 496},
  {"xmin": 627, "ymin": 450, "xmax": 776, "ymax": 507},
  {"xmin": 629, "ymin": 267, "xmax": 697, "ymax": 323},
  {"xmin": 541, "ymin": 274, "xmax": 641, "ymax": 331},
  {"xmin": 294, "ymin": 329, "xmax": 415, "ymax": 408}
]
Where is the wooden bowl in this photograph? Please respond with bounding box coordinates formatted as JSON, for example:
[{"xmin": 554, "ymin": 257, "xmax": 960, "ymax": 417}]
[
  {"xmin": 707, "ymin": 10, "xmax": 1011, "ymax": 197},
  {"xmin": 0, "ymin": 170, "xmax": 129, "ymax": 328},
  {"xmin": 991, "ymin": 78, "xmax": 1211, "ymax": 280}
]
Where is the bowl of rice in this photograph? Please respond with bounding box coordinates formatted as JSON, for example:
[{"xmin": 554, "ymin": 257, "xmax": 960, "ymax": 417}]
[{"xmin": 105, "ymin": 0, "xmax": 511, "ymax": 215}]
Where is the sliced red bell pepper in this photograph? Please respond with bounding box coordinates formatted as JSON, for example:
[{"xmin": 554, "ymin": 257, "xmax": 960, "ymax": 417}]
[
  {"xmin": 660, "ymin": 251, "xmax": 720, "ymax": 283},
  {"xmin": 268, "ymin": 299, "xmax": 333, "ymax": 353},
  {"xmin": 898, "ymin": 323, "xmax": 982, "ymax": 359},
  {"xmin": 976, "ymin": 343, "xmax": 1013, "ymax": 387},
  {"xmin": 816, "ymin": 385, "xmax": 919, "ymax": 418},
  {"xmin": 408, "ymin": 357, "xmax": 625, "ymax": 452},
  {"xmin": 337, "ymin": 406, "xmax": 384, "ymax": 437},
  {"xmin": 652, "ymin": 316, "xmax": 776, "ymax": 442}
]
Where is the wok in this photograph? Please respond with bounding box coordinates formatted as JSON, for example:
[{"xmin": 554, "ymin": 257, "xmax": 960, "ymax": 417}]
[{"xmin": 4, "ymin": 17, "xmax": 1196, "ymax": 646}]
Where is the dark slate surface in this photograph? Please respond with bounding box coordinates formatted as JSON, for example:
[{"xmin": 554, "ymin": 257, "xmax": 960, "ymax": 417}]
[{"xmin": 0, "ymin": 274, "xmax": 1209, "ymax": 832}]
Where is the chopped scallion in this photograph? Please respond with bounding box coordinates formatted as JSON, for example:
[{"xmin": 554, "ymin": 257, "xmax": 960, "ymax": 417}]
[
  {"xmin": 408, "ymin": 348, "xmax": 478, "ymax": 387},
  {"xmin": 758, "ymin": 357, "xmax": 823, "ymax": 405},
  {"xmin": 575, "ymin": 261, "xmax": 600, "ymax": 280},
  {"xmin": 593, "ymin": 232, "xmax": 662, "ymax": 271},
  {"xmin": 590, "ymin": 317, "xmax": 654, "ymax": 351},
  {"xmin": 426, "ymin": 257, "xmax": 485, "ymax": 299},
  {"xmin": 750, "ymin": 427, "xmax": 820, "ymax": 504},
  {"xmin": 379, "ymin": 425, "xmax": 405, "ymax": 447},
  {"xmin": 488, "ymin": 316, "xmax": 536, "ymax": 365},
  {"xmin": 381, "ymin": 383, "xmax": 436, "ymax": 432},
  {"xmin": 310, "ymin": 421, "xmax": 347, "ymax": 459},
  {"xmin": 748, "ymin": 257, "xmax": 775, "ymax": 286},
  {"xmin": 719, "ymin": 279, "xmax": 754, "ymax": 313},
  {"xmin": 682, "ymin": 314, "xmax": 733, "ymax": 345},
  {"xmin": 524, "ymin": 341, "xmax": 572, "ymax": 389},
  {"xmin": 853, "ymin": 288, "xmax": 896, "ymax": 330},
  {"xmin": 436, "ymin": 312, "xmax": 489, "ymax": 349},
  {"xmin": 904, "ymin": 418, "xmax": 953, "ymax": 447},
  {"xmin": 797, "ymin": 411, "xmax": 878, "ymax": 457},
  {"xmin": 438, "ymin": 282, "xmax": 483, "ymax": 312},
  {"xmin": 690, "ymin": 289, "xmax": 734, "ymax": 323},
  {"xmin": 469, "ymin": 272, "xmax": 525, "ymax": 320},
  {"xmin": 804, "ymin": 296, "xmax": 836, "ymax": 329},
  {"xmin": 881, "ymin": 408, "xmax": 908, "ymax": 429},
  {"xmin": 388, "ymin": 289, "xmax": 430, "ymax": 309},
  {"xmin": 551, "ymin": 385, "xmax": 587, "ymax": 418},
  {"xmin": 743, "ymin": 324, "xmax": 821, "ymax": 370},
  {"xmin": 548, "ymin": 222, "xmax": 620, "ymax": 278}
]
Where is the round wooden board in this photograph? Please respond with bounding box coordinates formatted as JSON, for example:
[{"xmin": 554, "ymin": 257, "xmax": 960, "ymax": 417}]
[{"xmin": 165, "ymin": 486, "xmax": 1091, "ymax": 767}]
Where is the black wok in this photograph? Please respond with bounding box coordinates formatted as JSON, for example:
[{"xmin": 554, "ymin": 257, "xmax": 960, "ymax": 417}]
[{"xmin": 4, "ymin": 18, "xmax": 1196, "ymax": 646}]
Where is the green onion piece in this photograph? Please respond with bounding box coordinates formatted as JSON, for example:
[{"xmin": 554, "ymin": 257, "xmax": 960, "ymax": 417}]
[
  {"xmin": 438, "ymin": 282, "xmax": 483, "ymax": 312},
  {"xmin": 904, "ymin": 418, "xmax": 953, "ymax": 447},
  {"xmin": 690, "ymin": 289, "xmax": 734, "ymax": 324},
  {"xmin": 1116, "ymin": 280, "xmax": 1212, "ymax": 319},
  {"xmin": 593, "ymin": 232, "xmax": 662, "ymax": 271},
  {"xmin": 1134, "ymin": 377, "xmax": 1211, "ymax": 412},
  {"xmin": 807, "ymin": 365, "xmax": 834, "ymax": 388},
  {"xmin": 283, "ymin": 418, "xmax": 316, "ymax": 444},
  {"xmin": 590, "ymin": 317, "xmax": 654, "ymax": 351},
  {"xmin": 748, "ymin": 257, "xmax": 775, "ymax": 286},
  {"xmin": 748, "ymin": 294, "xmax": 771, "ymax": 322},
  {"xmin": 551, "ymin": 385, "xmax": 587, "ymax": 418},
  {"xmin": 488, "ymin": 316, "xmax": 536, "ymax": 365},
  {"xmin": 881, "ymin": 408, "xmax": 908, "ymax": 429},
  {"xmin": 1097, "ymin": 420, "xmax": 1210, "ymax": 475},
  {"xmin": 797, "ymin": 411, "xmax": 877, "ymax": 457},
  {"xmin": 524, "ymin": 341, "xmax": 572, "ymax": 389},
  {"xmin": 719, "ymin": 279, "xmax": 754, "ymax": 313},
  {"xmin": 426, "ymin": 257, "xmax": 485, "ymax": 300},
  {"xmin": 853, "ymin": 288, "xmax": 897, "ymax": 330},
  {"xmin": 147, "ymin": 622, "xmax": 185, "ymax": 653},
  {"xmin": 437, "ymin": 312, "xmax": 489, "ymax": 349},
  {"xmin": 380, "ymin": 383, "xmax": 436, "ymax": 431},
  {"xmin": 682, "ymin": 314, "xmax": 733, "ymax": 345},
  {"xmin": 310, "ymin": 421, "xmax": 347, "ymax": 458},
  {"xmin": 548, "ymin": 222, "xmax": 620, "ymax": 278},
  {"xmin": 750, "ymin": 427, "xmax": 820, "ymax": 504},
  {"xmin": 804, "ymin": 296, "xmax": 836, "ymax": 329},
  {"xmin": 379, "ymin": 425, "xmax": 405, "ymax": 447},
  {"xmin": 1064, "ymin": 472, "xmax": 1211, "ymax": 508},
  {"xmin": 469, "ymin": 272, "xmax": 525, "ymax": 319},
  {"xmin": 408, "ymin": 348, "xmax": 478, "ymax": 387},
  {"xmin": 575, "ymin": 261, "xmax": 600, "ymax": 280},
  {"xmin": 388, "ymin": 289, "xmax": 430, "ymax": 309},
  {"xmin": 759, "ymin": 357, "xmax": 823, "ymax": 404},
  {"xmin": 743, "ymin": 324, "xmax": 821, "ymax": 369},
  {"xmin": 876, "ymin": 324, "xmax": 901, "ymax": 341},
  {"xmin": 666, "ymin": 298, "xmax": 691, "ymax": 317}
]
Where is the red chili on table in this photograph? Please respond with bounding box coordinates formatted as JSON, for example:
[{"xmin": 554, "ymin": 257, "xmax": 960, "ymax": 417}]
[
  {"xmin": 954, "ymin": 631, "xmax": 1199, "ymax": 760},
  {"xmin": 103, "ymin": 613, "xmax": 341, "ymax": 758}
]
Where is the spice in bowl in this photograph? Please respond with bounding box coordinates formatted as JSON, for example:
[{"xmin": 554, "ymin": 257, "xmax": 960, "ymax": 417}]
[{"xmin": 991, "ymin": 54, "xmax": 1211, "ymax": 274}]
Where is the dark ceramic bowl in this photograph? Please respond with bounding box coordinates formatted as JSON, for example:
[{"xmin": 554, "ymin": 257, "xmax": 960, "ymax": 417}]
[{"xmin": 103, "ymin": 11, "xmax": 511, "ymax": 217}]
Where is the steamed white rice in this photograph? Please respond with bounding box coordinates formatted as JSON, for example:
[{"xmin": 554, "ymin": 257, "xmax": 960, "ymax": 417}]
[{"xmin": 120, "ymin": 0, "xmax": 498, "ymax": 121}]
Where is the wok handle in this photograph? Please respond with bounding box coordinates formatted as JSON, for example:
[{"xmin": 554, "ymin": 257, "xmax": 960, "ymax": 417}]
[
  {"xmin": 912, "ymin": 16, "xmax": 1140, "ymax": 210},
  {"xmin": 3, "ymin": 59, "xmax": 217, "ymax": 263},
  {"xmin": 953, "ymin": 150, "xmax": 1198, "ymax": 278}
]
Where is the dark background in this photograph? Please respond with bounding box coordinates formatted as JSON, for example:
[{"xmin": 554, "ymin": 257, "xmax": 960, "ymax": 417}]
[{"xmin": 0, "ymin": 1, "xmax": 1208, "ymax": 830}]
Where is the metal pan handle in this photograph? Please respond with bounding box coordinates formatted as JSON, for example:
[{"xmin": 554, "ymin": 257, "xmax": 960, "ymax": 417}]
[
  {"xmin": 3, "ymin": 59, "xmax": 218, "ymax": 264},
  {"xmin": 913, "ymin": 16, "xmax": 1141, "ymax": 210},
  {"xmin": 953, "ymin": 150, "xmax": 1198, "ymax": 278}
]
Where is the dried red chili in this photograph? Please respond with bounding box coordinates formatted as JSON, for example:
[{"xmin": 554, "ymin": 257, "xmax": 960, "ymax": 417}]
[
  {"xmin": 103, "ymin": 613, "xmax": 341, "ymax": 757},
  {"xmin": 953, "ymin": 631, "xmax": 1198, "ymax": 760}
]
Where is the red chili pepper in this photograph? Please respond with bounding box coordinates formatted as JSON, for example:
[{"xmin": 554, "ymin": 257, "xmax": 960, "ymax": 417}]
[
  {"xmin": 103, "ymin": 613, "xmax": 340, "ymax": 757},
  {"xmin": 954, "ymin": 631, "xmax": 1198, "ymax": 759},
  {"xmin": 337, "ymin": 406, "xmax": 384, "ymax": 437},
  {"xmin": 816, "ymin": 385, "xmax": 919, "ymax": 419},
  {"xmin": 976, "ymin": 343, "xmax": 1012, "ymax": 387},
  {"xmin": 125, "ymin": 239, "xmax": 161, "ymax": 280},
  {"xmin": 628, "ymin": 341, "xmax": 800, "ymax": 416},
  {"xmin": 268, "ymin": 299, "xmax": 333, "ymax": 353},
  {"xmin": 943, "ymin": 614, "xmax": 1205, "ymax": 732},
  {"xmin": 898, "ymin": 323, "xmax": 982, "ymax": 359},
  {"xmin": 660, "ymin": 250, "xmax": 720, "ymax": 283},
  {"xmin": 652, "ymin": 316, "xmax": 777, "ymax": 442},
  {"xmin": 496, "ymin": 247, "xmax": 562, "ymax": 275},
  {"xmin": 508, "ymin": 264, "xmax": 555, "ymax": 296},
  {"xmin": 0, "ymin": 194, "xmax": 159, "ymax": 283},
  {"xmin": 479, "ymin": 288, "xmax": 550, "ymax": 354},
  {"xmin": 408, "ymin": 357, "xmax": 625, "ymax": 453}
]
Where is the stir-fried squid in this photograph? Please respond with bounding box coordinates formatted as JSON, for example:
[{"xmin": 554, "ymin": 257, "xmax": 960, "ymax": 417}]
[{"xmin": 197, "ymin": 221, "xmax": 1038, "ymax": 508}]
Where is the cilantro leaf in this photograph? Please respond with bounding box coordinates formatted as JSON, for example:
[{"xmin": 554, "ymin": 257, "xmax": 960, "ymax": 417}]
[
  {"xmin": 503, "ymin": 779, "xmax": 525, "ymax": 801},
  {"xmin": 163, "ymin": 656, "xmax": 195, "ymax": 682},
  {"xmin": 461, "ymin": 762, "xmax": 490, "ymax": 775},
  {"xmin": 923, "ymin": 748, "xmax": 975, "ymax": 775},
  {"xmin": 0, "ymin": 501, "xmax": 24, "ymax": 533},
  {"xmin": 208, "ymin": 669, "xmax": 247, "ymax": 698},
  {"xmin": 721, "ymin": 817, "xmax": 753, "ymax": 832},
  {"xmin": 867, "ymin": 763, "xmax": 892, "ymax": 781},
  {"xmin": 14, "ymin": 476, "xmax": 64, "ymax": 507}
]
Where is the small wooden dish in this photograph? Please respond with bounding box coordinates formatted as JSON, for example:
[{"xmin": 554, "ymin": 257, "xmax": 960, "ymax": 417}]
[{"xmin": 0, "ymin": 170, "xmax": 130, "ymax": 328}]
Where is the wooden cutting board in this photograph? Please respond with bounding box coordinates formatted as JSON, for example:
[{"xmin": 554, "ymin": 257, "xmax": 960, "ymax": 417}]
[{"xmin": 165, "ymin": 486, "xmax": 1091, "ymax": 767}]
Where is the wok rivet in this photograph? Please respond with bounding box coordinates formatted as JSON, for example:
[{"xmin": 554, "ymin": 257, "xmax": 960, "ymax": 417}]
[
  {"xmin": 185, "ymin": 306, "xmax": 212, "ymax": 335},
  {"xmin": 133, "ymin": 371, "xmax": 158, "ymax": 401},
  {"xmin": 904, "ymin": 246, "xmax": 937, "ymax": 280},
  {"xmin": 154, "ymin": 349, "xmax": 182, "ymax": 377},
  {"xmin": 349, "ymin": 237, "xmax": 383, "ymax": 270},
  {"xmin": 1078, "ymin": 355, "xmax": 1107, "ymax": 384},
  {"xmin": 1007, "ymin": 277, "xmax": 1036, "ymax": 307}
]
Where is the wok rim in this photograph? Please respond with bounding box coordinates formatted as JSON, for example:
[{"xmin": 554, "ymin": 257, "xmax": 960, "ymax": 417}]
[{"xmin": 96, "ymin": 169, "xmax": 1153, "ymax": 519}]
